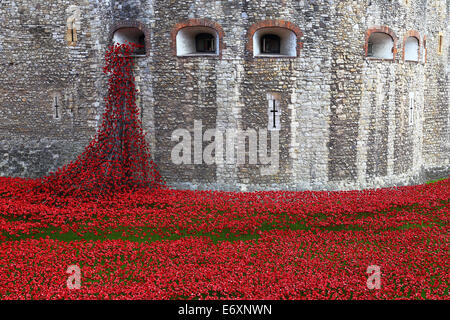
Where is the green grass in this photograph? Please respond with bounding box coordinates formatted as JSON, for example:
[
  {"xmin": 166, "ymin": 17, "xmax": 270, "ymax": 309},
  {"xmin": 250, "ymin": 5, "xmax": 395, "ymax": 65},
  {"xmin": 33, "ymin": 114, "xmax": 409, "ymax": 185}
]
[
  {"xmin": 426, "ymin": 177, "xmax": 448, "ymax": 184},
  {"xmin": 1, "ymin": 186, "xmax": 448, "ymax": 244}
]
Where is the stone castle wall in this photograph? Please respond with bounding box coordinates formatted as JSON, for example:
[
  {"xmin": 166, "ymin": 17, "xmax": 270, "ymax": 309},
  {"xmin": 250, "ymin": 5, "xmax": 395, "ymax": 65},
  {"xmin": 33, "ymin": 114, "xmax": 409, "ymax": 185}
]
[{"xmin": 0, "ymin": 0, "xmax": 448, "ymax": 191}]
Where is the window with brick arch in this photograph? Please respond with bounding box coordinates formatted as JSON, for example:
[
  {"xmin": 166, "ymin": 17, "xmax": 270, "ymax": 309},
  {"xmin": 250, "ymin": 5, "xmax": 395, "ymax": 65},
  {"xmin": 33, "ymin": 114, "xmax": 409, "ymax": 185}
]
[
  {"xmin": 176, "ymin": 27, "xmax": 219, "ymax": 56},
  {"xmin": 404, "ymin": 36, "xmax": 419, "ymax": 62},
  {"xmin": 367, "ymin": 32, "xmax": 394, "ymax": 59},
  {"xmin": 253, "ymin": 28, "xmax": 297, "ymax": 57},
  {"xmin": 113, "ymin": 27, "xmax": 146, "ymax": 56}
]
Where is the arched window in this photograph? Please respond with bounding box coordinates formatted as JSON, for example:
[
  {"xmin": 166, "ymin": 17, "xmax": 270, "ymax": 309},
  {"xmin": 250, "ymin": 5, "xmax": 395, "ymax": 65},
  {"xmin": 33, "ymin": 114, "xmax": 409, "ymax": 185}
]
[
  {"xmin": 195, "ymin": 33, "xmax": 216, "ymax": 53},
  {"xmin": 113, "ymin": 27, "xmax": 146, "ymax": 56},
  {"xmin": 172, "ymin": 19, "xmax": 224, "ymax": 57},
  {"xmin": 66, "ymin": 5, "xmax": 81, "ymax": 47},
  {"xmin": 367, "ymin": 32, "xmax": 394, "ymax": 59},
  {"xmin": 404, "ymin": 36, "xmax": 419, "ymax": 62},
  {"xmin": 176, "ymin": 27, "xmax": 218, "ymax": 56},
  {"xmin": 247, "ymin": 20, "xmax": 303, "ymax": 58},
  {"xmin": 253, "ymin": 28, "xmax": 297, "ymax": 57}
]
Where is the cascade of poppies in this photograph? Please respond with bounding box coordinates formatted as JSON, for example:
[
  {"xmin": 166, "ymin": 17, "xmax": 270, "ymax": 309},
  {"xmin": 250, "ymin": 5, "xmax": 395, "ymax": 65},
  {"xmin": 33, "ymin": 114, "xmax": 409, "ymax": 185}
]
[{"xmin": 35, "ymin": 42, "xmax": 164, "ymax": 201}]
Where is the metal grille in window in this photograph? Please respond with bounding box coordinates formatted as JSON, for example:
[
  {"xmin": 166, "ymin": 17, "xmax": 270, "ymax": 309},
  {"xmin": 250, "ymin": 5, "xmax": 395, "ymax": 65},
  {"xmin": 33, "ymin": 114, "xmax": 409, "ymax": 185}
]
[
  {"xmin": 261, "ymin": 34, "xmax": 281, "ymax": 54},
  {"xmin": 195, "ymin": 33, "xmax": 215, "ymax": 53}
]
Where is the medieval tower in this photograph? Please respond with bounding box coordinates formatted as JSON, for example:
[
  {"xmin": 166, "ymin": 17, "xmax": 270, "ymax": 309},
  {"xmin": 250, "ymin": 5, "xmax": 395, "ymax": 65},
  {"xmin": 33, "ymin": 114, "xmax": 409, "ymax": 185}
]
[{"xmin": 0, "ymin": 0, "xmax": 448, "ymax": 191}]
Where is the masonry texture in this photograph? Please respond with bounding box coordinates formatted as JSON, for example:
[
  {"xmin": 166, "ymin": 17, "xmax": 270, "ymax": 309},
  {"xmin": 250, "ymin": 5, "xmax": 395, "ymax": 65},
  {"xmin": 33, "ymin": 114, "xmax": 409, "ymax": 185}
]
[{"xmin": 0, "ymin": 0, "xmax": 448, "ymax": 191}]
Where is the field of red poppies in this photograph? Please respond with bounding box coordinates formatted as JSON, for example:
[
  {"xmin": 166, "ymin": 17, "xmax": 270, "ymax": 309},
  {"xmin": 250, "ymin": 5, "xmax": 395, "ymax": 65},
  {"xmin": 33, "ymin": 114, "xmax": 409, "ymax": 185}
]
[
  {"xmin": 0, "ymin": 43, "xmax": 447, "ymax": 300},
  {"xmin": 0, "ymin": 177, "xmax": 448, "ymax": 300}
]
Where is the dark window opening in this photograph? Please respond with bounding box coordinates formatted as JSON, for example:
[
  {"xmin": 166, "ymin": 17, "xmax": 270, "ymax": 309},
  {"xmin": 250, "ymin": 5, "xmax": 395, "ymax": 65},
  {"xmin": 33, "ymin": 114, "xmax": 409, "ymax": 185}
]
[
  {"xmin": 261, "ymin": 34, "xmax": 281, "ymax": 54},
  {"xmin": 438, "ymin": 34, "xmax": 443, "ymax": 54},
  {"xmin": 135, "ymin": 34, "xmax": 146, "ymax": 55},
  {"xmin": 195, "ymin": 33, "xmax": 215, "ymax": 53},
  {"xmin": 113, "ymin": 27, "xmax": 147, "ymax": 56},
  {"xmin": 367, "ymin": 41, "xmax": 374, "ymax": 57},
  {"xmin": 54, "ymin": 96, "xmax": 60, "ymax": 119}
]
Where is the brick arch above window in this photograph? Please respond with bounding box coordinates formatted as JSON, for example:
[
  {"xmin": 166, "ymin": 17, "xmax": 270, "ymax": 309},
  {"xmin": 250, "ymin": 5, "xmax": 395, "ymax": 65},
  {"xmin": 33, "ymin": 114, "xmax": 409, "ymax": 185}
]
[
  {"xmin": 247, "ymin": 20, "xmax": 304, "ymax": 57},
  {"xmin": 403, "ymin": 30, "xmax": 421, "ymax": 62},
  {"xmin": 422, "ymin": 35, "xmax": 427, "ymax": 64},
  {"xmin": 109, "ymin": 20, "xmax": 151, "ymax": 56},
  {"xmin": 365, "ymin": 26, "xmax": 398, "ymax": 61},
  {"xmin": 171, "ymin": 19, "xmax": 225, "ymax": 58}
]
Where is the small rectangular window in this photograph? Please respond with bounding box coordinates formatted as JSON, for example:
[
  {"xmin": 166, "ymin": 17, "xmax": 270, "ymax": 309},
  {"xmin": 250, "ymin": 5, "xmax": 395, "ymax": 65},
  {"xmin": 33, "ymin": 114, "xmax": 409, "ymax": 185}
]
[
  {"xmin": 52, "ymin": 94, "xmax": 62, "ymax": 120},
  {"xmin": 409, "ymin": 92, "xmax": 414, "ymax": 126},
  {"xmin": 438, "ymin": 33, "xmax": 443, "ymax": 55},
  {"xmin": 55, "ymin": 96, "xmax": 59, "ymax": 119},
  {"xmin": 267, "ymin": 93, "xmax": 281, "ymax": 131}
]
